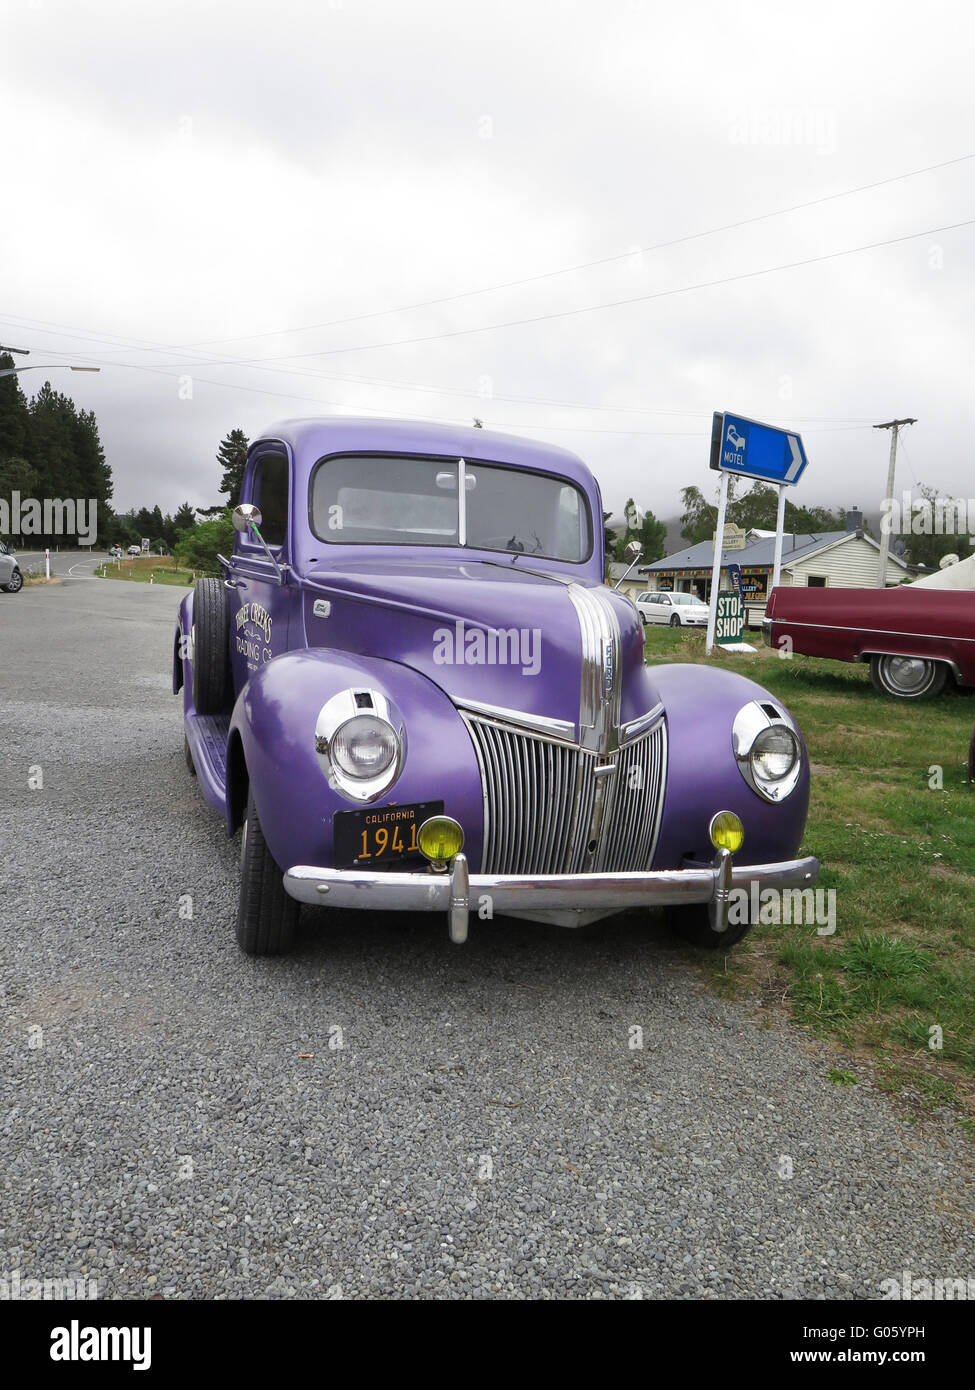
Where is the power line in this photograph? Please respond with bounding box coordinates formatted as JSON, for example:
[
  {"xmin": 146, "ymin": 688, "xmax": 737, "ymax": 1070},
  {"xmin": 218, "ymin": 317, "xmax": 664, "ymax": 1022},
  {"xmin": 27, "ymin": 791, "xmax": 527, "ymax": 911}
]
[
  {"xmin": 0, "ymin": 313, "xmax": 875, "ymax": 423},
  {"xmin": 181, "ymin": 151, "xmax": 975, "ymax": 350},
  {"xmin": 23, "ymin": 352, "xmax": 872, "ymax": 439},
  {"xmin": 245, "ymin": 217, "xmax": 975, "ymax": 361}
]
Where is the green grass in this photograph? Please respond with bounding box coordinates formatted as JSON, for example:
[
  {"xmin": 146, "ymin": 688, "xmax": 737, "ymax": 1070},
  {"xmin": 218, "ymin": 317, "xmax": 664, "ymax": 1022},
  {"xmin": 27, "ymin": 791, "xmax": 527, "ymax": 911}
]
[
  {"xmin": 826, "ymin": 1068, "xmax": 858, "ymax": 1086},
  {"xmin": 98, "ymin": 557, "xmax": 195, "ymax": 587},
  {"xmin": 644, "ymin": 623, "xmax": 975, "ymax": 1117}
]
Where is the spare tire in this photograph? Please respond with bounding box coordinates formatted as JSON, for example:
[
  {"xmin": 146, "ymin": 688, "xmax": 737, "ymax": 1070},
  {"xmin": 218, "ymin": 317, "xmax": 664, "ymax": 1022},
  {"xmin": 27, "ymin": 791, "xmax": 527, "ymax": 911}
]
[{"xmin": 192, "ymin": 577, "xmax": 231, "ymax": 714}]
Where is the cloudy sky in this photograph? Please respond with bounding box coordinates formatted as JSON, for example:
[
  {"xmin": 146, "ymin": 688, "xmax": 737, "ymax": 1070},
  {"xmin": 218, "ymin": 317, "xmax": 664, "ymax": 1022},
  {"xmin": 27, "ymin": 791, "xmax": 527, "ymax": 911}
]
[{"xmin": 1, "ymin": 0, "xmax": 973, "ymax": 523}]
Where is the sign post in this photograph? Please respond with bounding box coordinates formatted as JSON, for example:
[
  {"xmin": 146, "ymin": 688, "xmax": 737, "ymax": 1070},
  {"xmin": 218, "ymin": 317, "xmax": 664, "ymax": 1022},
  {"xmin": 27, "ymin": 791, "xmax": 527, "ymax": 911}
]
[
  {"xmin": 704, "ymin": 470, "xmax": 730, "ymax": 656},
  {"xmin": 706, "ymin": 411, "xmax": 809, "ymax": 654},
  {"xmin": 771, "ymin": 483, "xmax": 787, "ymax": 590}
]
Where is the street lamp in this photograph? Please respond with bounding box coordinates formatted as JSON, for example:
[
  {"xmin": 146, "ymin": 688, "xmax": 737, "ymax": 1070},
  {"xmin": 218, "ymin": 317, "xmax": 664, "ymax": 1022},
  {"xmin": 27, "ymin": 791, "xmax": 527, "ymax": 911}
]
[{"xmin": 0, "ymin": 365, "xmax": 100, "ymax": 378}]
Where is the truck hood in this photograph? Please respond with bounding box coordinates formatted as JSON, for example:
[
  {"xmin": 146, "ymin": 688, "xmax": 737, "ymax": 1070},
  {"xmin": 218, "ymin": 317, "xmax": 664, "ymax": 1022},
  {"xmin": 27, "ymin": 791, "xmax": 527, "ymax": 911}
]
[{"xmin": 301, "ymin": 556, "xmax": 663, "ymax": 741}]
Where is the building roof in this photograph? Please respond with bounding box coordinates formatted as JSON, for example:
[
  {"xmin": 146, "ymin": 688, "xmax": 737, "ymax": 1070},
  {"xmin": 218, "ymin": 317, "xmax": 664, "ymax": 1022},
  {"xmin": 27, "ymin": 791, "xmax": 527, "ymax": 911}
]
[
  {"xmin": 606, "ymin": 561, "xmax": 641, "ymax": 580},
  {"xmin": 640, "ymin": 528, "xmax": 908, "ymax": 574}
]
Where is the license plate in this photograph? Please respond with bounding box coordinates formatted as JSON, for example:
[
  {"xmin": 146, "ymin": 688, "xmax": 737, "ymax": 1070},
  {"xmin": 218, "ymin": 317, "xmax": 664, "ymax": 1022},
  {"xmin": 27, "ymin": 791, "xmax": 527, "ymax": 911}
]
[{"xmin": 333, "ymin": 800, "xmax": 445, "ymax": 870}]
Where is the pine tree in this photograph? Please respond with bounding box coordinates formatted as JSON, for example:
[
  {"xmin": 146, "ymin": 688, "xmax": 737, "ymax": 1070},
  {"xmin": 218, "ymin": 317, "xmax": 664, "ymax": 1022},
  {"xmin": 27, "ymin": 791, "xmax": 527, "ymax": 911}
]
[
  {"xmin": 0, "ymin": 353, "xmax": 31, "ymax": 460},
  {"xmin": 173, "ymin": 501, "xmax": 197, "ymax": 533},
  {"xmin": 217, "ymin": 428, "xmax": 250, "ymax": 507}
]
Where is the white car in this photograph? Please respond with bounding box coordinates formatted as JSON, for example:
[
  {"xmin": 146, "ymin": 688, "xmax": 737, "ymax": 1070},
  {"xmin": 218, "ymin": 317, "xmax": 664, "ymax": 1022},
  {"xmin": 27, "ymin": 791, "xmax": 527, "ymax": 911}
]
[
  {"xmin": 127, "ymin": 544, "xmax": 142, "ymax": 556},
  {"xmin": 0, "ymin": 539, "xmax": 23, "ymax": 593},
  {"xmin": 636, "ymin": 590, "xmax": 710, "ymax": 628}
]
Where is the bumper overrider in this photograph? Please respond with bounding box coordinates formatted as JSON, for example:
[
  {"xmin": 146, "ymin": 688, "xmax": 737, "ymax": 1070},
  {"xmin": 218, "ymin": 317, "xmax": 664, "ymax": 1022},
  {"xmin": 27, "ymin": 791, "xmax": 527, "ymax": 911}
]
[{"xmin": 283, "ymin": 849, "xmax": 820, "ymax": 943}]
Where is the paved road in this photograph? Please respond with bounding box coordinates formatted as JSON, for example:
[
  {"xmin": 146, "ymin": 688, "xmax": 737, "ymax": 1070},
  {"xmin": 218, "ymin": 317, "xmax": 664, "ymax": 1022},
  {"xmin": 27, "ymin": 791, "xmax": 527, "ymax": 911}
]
[
  {"xmin": 11, "ymin": 549, "xmax": 112, "ymax": 579},
  {"xmin": 1, "ymin": 579, "xmax": 973, "ymax": 1300}
]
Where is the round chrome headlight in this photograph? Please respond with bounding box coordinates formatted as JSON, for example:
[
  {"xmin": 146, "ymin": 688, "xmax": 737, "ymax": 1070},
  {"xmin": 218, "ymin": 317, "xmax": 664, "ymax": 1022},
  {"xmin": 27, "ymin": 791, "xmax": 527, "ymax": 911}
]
[
  {"xmin": 750, "ymin": 725, "xmax": 800, "ymax": 783},
  {"xmin": 733, "ymin": 701, "xmax": 803, "ymax": 803},
  {"xmin": 331, "ymin": 715, "xmax": 399, "ymax": 780}
]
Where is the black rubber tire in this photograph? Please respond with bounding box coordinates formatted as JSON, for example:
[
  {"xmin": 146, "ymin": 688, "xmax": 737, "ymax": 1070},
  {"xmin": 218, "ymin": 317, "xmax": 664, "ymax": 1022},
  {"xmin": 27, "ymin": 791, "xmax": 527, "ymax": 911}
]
[
  {"xmin": 235, "ymin": 788, "xmax": 298, "ymax": 956},
  {"xmin": 192, "ymin": 577, "xmax": 230, "ymax": 715},
  {"xmin": 668, "ymin": 902, "xmax": 752, "ymax": 950},
  {"xmin": 184, "ymin": 735, "xmax": 196, "ymax": 775},
  {"xmin": 669, "ymin": 613, "xmax": 681, "ymax": 628},
  {"xmin": 868, "ymin": 653, "xmax": 948, "ymax": 701},
  {"xmin": 1, "ymin": 568, "xmax": 23, "ymax": 593}
]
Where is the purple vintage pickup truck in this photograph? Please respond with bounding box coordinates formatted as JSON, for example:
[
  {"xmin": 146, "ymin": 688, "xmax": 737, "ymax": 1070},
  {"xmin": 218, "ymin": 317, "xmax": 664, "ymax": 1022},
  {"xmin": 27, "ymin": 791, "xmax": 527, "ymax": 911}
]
[{"xmin": 174, "ymin": 417, "xmax": 818, "ymax": 956}]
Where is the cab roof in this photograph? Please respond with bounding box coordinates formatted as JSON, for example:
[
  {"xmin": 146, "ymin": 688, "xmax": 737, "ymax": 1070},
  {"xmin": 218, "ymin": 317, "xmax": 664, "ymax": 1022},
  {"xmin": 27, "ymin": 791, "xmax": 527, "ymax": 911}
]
[{"xmin": 252, "ymin": 416, "xmax": 598, "ymax": 492}]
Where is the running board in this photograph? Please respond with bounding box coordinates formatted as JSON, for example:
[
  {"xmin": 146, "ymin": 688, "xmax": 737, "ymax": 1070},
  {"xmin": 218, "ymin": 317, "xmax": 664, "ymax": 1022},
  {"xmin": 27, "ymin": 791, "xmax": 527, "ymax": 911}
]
[{"xmin": 185, "ymin": 712, "xmax": 231, "ymax": 818}]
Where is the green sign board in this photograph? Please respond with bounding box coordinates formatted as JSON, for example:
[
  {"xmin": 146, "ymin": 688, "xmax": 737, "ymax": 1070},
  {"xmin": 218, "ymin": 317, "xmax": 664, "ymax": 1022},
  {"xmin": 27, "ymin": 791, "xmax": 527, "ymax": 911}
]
[{"xmin": 715, "ymin": 590, "xmax": 744, "ymax": 646}]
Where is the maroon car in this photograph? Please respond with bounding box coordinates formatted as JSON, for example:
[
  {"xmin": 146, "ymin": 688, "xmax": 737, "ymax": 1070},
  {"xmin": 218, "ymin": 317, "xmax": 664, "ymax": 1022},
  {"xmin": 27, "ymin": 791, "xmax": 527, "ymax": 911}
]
[{"xmin": 764, "ymin": 586, "xmax": 975, "ymax": 700}]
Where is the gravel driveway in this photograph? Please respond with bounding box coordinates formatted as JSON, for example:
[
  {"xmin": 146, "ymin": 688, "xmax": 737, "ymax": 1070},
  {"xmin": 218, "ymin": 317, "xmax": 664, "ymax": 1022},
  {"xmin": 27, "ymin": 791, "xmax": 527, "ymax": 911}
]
[{"xmin": 1, "ymin": 579, "xmax": 973, "ymax": 1299}]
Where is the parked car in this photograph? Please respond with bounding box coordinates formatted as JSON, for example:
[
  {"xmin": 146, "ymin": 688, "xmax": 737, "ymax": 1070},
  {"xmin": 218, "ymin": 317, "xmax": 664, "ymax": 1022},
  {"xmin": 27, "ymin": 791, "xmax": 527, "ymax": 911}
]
[
  {"xmin": 637, "ymin": 590, "xmax": 710, "ymax": 628},
  {"xmin": 174, "ymin": 418, "xmax": 818, "ymax": 957},
  {"xmin": 764, "ymin": 585, "xmax": 975, "ymax": 699},
  {"xmin": 127, "ymin": 544, "xmax": 142, "ymax": 556},
  {"xmin": 0, "ymin": 540, "xmax": 23, "ymax": 593}
]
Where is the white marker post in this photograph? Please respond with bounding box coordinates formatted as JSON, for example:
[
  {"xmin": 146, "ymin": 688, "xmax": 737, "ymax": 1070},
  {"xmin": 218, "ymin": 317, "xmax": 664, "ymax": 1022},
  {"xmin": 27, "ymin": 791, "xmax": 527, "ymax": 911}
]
[
  {"xmin": 770, "ymin": 483, "xmax": 786, "ymax": 590},
  {"xmin": 45, "ymin": 548, "xmax": 50, "ymax": 580},
  {"xmin": 705, "ymin": 471, "xmax": 730, "ymax": 655}
]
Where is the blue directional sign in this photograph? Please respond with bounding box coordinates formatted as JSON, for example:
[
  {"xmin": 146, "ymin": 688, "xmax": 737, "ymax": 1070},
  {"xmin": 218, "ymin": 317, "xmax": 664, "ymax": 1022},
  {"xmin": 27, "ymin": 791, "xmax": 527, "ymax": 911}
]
[
  {"xmin": 725, "ymin": 562, "xmax": 743, "ymax": 598},
  {"xmin": 709, "ymin": 411, "xmax": 809, "ymax": 486}
]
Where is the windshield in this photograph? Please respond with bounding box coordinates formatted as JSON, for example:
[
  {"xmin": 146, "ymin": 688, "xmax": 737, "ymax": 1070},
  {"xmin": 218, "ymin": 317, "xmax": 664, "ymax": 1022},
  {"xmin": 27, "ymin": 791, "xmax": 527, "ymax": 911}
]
[{"xmin": 310, "ymin": 453, "xmax": 592, "ymax": 563}]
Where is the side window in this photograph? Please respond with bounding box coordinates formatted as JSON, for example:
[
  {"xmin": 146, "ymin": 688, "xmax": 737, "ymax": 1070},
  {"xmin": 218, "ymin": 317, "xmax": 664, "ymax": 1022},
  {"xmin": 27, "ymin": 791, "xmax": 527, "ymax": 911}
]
[{"xmin": 250, "ymin": 453, "xmax": 289, "ymax": 548}]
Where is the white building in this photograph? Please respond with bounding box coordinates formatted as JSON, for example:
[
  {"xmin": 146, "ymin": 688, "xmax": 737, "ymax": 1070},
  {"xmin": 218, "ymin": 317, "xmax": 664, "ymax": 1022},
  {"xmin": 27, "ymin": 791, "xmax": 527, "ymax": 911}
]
[{"xmin": 638, "ymin": 513, "xmax": 910, "ymax": 627}]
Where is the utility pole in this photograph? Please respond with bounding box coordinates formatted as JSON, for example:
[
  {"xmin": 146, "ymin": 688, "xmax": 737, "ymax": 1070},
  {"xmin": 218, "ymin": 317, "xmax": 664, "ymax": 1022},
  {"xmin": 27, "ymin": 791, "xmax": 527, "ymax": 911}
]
[{"xmin": 874, "ymin": 417, "xmax": 916, "ymax": 588}]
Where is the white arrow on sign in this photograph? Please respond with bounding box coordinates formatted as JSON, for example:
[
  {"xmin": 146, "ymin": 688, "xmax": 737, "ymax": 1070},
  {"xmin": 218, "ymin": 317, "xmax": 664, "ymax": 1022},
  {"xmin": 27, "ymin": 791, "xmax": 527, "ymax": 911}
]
[{"xmin": 784, "ymin": 435, "xmax": 804, "ymax": 482}]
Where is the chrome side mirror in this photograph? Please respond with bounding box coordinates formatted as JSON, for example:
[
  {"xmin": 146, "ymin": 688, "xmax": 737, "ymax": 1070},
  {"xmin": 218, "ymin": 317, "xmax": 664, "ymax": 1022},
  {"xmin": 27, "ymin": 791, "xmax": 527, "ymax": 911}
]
[
  {"xmin": 613, "ymin": 539, "xmax": 644, "ymax": 590},
  {"xmin": 233, "ymin": 503, "xmax": 263, "ymax": 534},
  {"xmin": 232, "ymin": 502, "xmax": 284, "ymax": 583}
]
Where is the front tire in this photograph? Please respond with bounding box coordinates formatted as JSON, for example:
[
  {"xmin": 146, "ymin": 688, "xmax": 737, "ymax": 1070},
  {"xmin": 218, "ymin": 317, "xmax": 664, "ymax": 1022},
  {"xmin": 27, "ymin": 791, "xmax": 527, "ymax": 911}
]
[
  {"xmin": 869, "ymin": 653, "xmax": 948, "ymax": 701},
  {"xmin": 1, "ymin": 568, "xmax": 23, "ymax": 593},
  {"xmin": 668, "ymin": 902, "xmax": 752, "ymax": 950},
  {"xmin": 236, "ymin": 788, "xmax": 298, "ymax": 956},
  {"xmin": 669, "ymin": 613, "xmax": 681, "ymax": 628},
  {"xmin": 192, "ymin": 578, "xmax": 231, "ymax": 714}
]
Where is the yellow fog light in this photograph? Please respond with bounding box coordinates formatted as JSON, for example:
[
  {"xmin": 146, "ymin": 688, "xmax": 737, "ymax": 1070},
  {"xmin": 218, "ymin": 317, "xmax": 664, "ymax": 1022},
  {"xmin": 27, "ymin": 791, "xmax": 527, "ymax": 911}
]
[
  {"xmin": 417, "ymin": 816, "xmax": 465, "ymax": 865},
  {"xmin": 709, "ymin": 810, "xmax": 745, "ymax": 854}
]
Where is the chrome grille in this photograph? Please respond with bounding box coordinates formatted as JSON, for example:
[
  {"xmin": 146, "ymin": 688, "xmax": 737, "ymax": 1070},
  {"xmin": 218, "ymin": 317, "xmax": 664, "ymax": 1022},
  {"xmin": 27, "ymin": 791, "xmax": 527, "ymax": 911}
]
[{"xmin": 462, "ymin": 714, "xmax": 667, "ymax": 875}]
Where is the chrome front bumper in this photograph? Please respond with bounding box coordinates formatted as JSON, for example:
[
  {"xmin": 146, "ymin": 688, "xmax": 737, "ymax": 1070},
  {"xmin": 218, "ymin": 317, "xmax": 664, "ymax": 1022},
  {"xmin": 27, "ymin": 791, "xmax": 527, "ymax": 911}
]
[{"xmin": 283, "ymin": 850, "xmax": 820, "ymax": 943}]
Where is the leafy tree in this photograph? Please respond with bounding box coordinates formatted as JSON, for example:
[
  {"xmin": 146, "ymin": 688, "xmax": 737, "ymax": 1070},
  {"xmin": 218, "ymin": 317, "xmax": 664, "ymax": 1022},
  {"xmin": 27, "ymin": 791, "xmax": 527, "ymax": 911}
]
[
  {"xmin": 901, "ymin": 485, "xmax": 973, "ymax": 570},
  {"xmin": 175, "ymin": 510, "xmax": 235, "ymax": 574},
  {"xmin": 217, "ymin": 428, "xmax": 250, "ymax": 507},
  {"xmin": 618, "ymin": 497, "xmax": 666, "ymax": 563},
  {"xmin": 679, "ymin": 485, "xmax": 719, "ymax": 544},
  {"xmin": 728, "ymin": 481, "xmax": 779, "ymax": 532},
  {"xmin": 0, "ymin": 456, "xmax": 39, "ymax": 498}
]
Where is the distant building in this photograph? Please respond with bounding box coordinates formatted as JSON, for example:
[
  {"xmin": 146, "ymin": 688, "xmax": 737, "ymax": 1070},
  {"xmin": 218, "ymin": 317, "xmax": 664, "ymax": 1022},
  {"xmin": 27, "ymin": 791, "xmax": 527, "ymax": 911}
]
[
  {"xmin": 637, "ymin": 512, "xmax": 909, "ymax": 627},
  {"xmin": 605, "ymin": 560, "xmax": 645, "ymax": 601}
]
